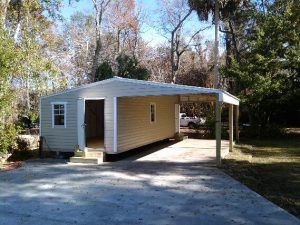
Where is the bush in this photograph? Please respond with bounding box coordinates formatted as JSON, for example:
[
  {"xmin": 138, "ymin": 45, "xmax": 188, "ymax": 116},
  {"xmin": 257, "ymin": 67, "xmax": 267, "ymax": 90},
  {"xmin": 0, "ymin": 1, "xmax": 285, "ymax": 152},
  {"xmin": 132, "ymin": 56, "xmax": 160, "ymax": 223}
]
[
  {"xmin": 16, "ymin": 135, "xmax": 39, "ymax": 151},
  {"xmin": 0, "ymin": 123, "xmax": 19, "ymax": 154},
  {"xmin": 201, "ymin": 109, "xmax": 228, "ymax": 139},
  {"xmin": 241, "ymin": 124, "xmax": 284, "ymax": 138},
  {"xmin": 7, "ymin": 149, "xmax": 38, "ymax": 162},
  {"xmin": 203, "ymin": 112, "xmax": 216, "ymax": 138},
  {"xmin": 4, "ymin": 135, "xmax": 39, "ymax": 162},
  {"xmin": 174, "ymin": 132, "xmax": 185, "ymax": 141},
  {"xmin": 16, "ymin": 137, "xmax": 30, "ymax": 151}
]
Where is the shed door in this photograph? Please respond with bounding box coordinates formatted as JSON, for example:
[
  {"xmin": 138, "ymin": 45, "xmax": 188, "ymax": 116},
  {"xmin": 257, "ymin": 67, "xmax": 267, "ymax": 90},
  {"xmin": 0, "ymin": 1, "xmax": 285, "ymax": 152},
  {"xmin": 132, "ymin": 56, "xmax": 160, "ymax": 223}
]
[
  {"xmin": 175, "ymin": 104, "xmax": 180, "ymax": 133},
  {"xmin": 77, "ymin": 98, "xmax": 85, "ymax": 150}
]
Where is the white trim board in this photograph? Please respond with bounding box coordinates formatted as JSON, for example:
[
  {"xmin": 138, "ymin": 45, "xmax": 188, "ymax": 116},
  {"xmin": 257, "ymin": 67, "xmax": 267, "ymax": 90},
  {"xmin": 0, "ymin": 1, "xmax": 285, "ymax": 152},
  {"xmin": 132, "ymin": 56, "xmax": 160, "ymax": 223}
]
[
  {"xmin": 39, "ymin": 98, "xmax": 42, "ymax": 136},
  {"xmin": 149, "ymin": 102, "xmax": 156, "ymax": 123},
  {"xmin": 77, "ymin": 98, "xmax": 85, "ymax": 151},
  {"xmin": 51, "ymin": 102, "xmax": 67, "ymax": 128},
  {"xmin": 113, "ymin": 97, "xmax": 117, "ymax": 153}
]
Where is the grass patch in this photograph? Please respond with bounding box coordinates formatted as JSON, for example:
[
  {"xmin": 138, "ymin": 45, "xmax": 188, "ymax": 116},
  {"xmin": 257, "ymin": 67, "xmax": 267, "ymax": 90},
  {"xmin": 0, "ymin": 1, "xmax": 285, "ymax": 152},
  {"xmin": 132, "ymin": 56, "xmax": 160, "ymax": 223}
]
[{"xmin": 222, "ymin": 130, "xmax": 300, "ymax": 218}]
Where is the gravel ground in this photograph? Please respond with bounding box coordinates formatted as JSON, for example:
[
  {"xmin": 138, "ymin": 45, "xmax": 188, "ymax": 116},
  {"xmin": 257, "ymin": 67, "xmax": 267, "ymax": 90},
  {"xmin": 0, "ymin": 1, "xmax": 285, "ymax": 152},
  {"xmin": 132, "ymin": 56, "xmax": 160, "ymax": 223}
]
[{"xmin": 0, "ymin": 139, "xmax": 299, "ymax": 225}]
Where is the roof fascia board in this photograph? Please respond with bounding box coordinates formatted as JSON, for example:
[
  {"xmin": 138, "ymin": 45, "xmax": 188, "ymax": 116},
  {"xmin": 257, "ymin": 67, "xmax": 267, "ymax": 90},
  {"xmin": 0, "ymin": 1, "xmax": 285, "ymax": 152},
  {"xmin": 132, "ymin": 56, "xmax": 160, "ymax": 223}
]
[
  {"xmin": 115, "ymin": 77, "xmax": 218, "ymax": 94},
  {"xmin": 40, "ymin": 77, "xmax": 218, "ymax": 100},
  {"xmin": 40, "ymin": 78, "xmax": 118, "ymax": 99},
  {"xmin": 219, "ymin": 91, "xmax": 240, "ymax": 105},
  {"xmin": 221, "ymin": 90, "xmax": 240, "ymax": 101}
]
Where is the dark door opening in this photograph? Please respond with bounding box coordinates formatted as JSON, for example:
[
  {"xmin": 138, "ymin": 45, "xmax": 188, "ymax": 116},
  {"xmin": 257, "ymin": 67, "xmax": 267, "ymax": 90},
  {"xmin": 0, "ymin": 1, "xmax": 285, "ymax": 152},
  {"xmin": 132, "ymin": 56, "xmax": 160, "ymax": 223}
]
[{"xmin": 85, "ymin": 99, "xmax": 104, "ymax": 149}]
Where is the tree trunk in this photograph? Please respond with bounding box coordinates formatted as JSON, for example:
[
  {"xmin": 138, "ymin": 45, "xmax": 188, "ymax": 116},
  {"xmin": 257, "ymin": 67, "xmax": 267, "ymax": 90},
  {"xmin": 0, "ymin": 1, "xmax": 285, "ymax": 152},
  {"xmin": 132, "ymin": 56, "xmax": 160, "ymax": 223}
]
[
  {"xmin": 91, "ymin": 5, "xmax": 101, "ymax": 82},
  {"xmin": 170, "ymin": 30, "xmax": 175, "ymax": 83},
  {"xmin": 91, "ymin": 38, "xmax": 102, "ymax": 81},
  {"xmin": 116, "ymin": 28, "xmax": 121, "ymax": 54},
  {"xmin": 228, "ymin": 20, "xmax": 240, "ymax": 63},
  {"xmin": 0, "ymin": 0, "xmax": 11, "ymax": 28},
  {"xmin": 26, "ymin": 77, "xmax": 30, "ymax": 111},
  {"xmin": 261, "ymin": 0, "xmax": 265, "ymax": 16},
  {"xmin": 90, "ymin": 0, "xmax": 111, "ymax": 82},
  {"xmin": 14, "ymin": 22, "xmax": 21, "ymax": 42},
  {"xmin": 213, "ymin": 0, "xmax": 219, "ymax": 89},
  {"xmin": 169, "ymin": 9, "xmax": 192, "ymax": 84}
]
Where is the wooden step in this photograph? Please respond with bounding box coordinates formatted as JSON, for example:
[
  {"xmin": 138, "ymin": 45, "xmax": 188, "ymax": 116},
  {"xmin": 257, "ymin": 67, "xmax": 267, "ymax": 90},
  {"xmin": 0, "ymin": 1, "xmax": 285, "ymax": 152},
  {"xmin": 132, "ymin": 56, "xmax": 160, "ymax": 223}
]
[
  {"xmin": 74, "ymin": 151, "xmax": 85, "ymax": 157},
  {"xmin": 69, "ymin": 156, "xmax": 103, "ymax": 164},
  {"xmin": 85, "ymin": 151, "xmax": 103, "ymax": 158},
  {"xmin": 74, "ymin": 150, "xmax": 104, "ymax": 158}
]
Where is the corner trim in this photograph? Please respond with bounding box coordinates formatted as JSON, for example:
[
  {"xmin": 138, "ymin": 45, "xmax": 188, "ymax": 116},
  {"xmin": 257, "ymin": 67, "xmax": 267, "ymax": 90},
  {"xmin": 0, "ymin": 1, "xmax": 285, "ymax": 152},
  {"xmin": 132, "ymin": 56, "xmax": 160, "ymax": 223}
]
[{"xmin": 113, "ymin": 97, "xmax": 117, "ymax": 153}]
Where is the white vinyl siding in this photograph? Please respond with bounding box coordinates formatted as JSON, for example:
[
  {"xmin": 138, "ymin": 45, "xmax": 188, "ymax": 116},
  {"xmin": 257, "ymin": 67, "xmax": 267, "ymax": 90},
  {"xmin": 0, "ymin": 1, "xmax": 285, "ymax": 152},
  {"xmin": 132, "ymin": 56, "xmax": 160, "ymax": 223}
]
[
  {"xmin": 117, "ymin": 95, "xmax": 179, "ymax": 153},
  {"xmin": 41, "ymin": 84, "xmax": 116, "ymax": 152}
]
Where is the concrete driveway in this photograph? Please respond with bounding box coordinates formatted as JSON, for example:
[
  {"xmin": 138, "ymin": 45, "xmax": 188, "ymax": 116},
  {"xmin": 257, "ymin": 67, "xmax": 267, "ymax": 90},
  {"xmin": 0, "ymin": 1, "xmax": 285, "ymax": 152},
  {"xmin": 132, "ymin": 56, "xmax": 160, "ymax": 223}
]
[{"xmin": 0, "ymin": 139, "xmax": 299, "ymax": 225}]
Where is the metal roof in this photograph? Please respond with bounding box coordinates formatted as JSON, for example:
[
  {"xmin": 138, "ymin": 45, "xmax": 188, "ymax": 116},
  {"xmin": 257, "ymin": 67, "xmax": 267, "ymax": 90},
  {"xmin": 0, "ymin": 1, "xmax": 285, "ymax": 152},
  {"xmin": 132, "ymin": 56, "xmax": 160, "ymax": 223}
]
[{"xmin": 40, "ymin": 76, "xmax": 239, "ymax": 105}]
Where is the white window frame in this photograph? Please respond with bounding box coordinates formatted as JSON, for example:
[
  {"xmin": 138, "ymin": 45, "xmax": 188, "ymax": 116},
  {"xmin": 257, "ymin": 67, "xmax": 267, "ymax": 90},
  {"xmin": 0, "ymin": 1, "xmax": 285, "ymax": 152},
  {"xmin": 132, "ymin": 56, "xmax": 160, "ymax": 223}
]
[
  {"xmin": 51, "ymin": 102, "xmax": 67, "ymax": 128},
  {"xmin": 150, "ymin": 102, "xmax": 156, "ymax": 123}
]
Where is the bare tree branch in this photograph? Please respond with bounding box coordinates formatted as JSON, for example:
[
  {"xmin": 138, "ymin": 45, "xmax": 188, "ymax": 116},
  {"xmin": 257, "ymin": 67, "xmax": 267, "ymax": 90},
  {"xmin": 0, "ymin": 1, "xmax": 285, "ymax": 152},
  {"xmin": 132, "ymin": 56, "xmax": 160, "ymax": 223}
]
[{"xmin": 179, "ymin": 25, "xmax": 211, "ymax": 55}]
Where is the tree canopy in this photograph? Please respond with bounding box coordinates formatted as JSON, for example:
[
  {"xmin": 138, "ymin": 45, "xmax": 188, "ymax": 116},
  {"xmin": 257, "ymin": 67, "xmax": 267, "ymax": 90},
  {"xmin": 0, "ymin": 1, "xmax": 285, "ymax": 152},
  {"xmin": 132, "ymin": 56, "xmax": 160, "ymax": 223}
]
[
  {"xmin": 0, "ymin": 0, "xmax": 299, "ymax": 153},
  {"xmin": 223, "ymin": 0, "xmax": 300, "ymax": 126}
]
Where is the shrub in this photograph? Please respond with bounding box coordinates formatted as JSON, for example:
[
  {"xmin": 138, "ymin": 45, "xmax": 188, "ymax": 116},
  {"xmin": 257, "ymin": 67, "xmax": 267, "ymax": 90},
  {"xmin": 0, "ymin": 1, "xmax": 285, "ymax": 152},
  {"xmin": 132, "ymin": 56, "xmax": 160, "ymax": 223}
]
[
  {"xmin": 0, "ymin": 123, "xmax": 19, "ymax": 154},
  {"xmin": 16, "ymin": 135, "xmax": 39, "ymax": 151},
  {"xmin": 201, "ymin": 109, "xmax": 228, "ymax": 139},
  {"xmin": 174, "ymin": 132, "xmax": 185, "ymax": 141},
  {"xmin": 16, "ymin": 137, "xmax": 31, "ymax": 151},
  {"xmin": 241, "ymin": 124, "xmax": 284, "ymax": 138}
]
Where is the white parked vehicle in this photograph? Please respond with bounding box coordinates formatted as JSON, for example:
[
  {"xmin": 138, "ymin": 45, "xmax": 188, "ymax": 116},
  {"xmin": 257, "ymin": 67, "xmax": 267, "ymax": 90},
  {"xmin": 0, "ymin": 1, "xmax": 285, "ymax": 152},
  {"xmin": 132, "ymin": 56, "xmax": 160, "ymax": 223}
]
[{"xmin": 180, "ymin": 113, "xmax": 205, "ymax": 128}]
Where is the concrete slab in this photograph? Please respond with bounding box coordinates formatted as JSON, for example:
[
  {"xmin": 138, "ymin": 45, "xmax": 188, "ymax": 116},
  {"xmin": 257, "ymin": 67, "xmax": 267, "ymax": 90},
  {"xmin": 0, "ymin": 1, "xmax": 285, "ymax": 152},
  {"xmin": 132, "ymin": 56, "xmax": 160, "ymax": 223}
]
[
  {"xmin": 131, "ymin": 139, "xmax": 229, "ymax": 164},
  {"xmin": 0, "ymin": 139, "xmax": 299, "ymax": 225}
]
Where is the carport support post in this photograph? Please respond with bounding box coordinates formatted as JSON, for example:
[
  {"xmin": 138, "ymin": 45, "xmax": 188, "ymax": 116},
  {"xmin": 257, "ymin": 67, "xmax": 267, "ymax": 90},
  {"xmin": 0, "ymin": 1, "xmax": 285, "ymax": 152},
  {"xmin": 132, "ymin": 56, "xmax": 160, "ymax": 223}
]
[
  {"xmin": 216, "ymin": 100, "xmax": 222, "ymax": 167},
  {"xmin": 235, "ymin": 105, "xmax": 239, "ymax": 143},
  {"xmin": 229, "ymin": 104, "xmax": 233, "ymax": 152}
]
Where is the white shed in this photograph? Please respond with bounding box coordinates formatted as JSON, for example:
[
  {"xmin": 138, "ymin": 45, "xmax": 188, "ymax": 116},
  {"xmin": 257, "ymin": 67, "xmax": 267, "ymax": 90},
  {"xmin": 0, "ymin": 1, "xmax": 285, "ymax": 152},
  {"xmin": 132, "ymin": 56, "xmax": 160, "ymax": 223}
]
[{"xmin": 39, "ymin": 76, "xmax": 239, "ymax": 165}]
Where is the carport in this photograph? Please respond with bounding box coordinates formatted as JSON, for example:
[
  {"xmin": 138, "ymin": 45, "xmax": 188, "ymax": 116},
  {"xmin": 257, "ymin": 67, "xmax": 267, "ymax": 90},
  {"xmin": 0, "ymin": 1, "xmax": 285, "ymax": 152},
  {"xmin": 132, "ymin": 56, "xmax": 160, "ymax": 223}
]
[
  {"xmin": 109, "ymin": 78, "xmax": 240, "ymax": 166},
  {"xmin": 177, "ymin": 92, "xmax": 239, "ymax": 166},
  {"xmin": 41, "ymin": 77, "xmax": 239, "ymax": 166}
]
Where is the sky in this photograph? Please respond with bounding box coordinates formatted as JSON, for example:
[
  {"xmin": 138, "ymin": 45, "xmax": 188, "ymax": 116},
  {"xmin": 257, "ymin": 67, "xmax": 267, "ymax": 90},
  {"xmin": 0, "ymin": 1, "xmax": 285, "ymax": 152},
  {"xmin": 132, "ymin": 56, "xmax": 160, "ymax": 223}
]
[{"xmin": 60, "ymin": 0, "xmax": 215, "ymax": 47}]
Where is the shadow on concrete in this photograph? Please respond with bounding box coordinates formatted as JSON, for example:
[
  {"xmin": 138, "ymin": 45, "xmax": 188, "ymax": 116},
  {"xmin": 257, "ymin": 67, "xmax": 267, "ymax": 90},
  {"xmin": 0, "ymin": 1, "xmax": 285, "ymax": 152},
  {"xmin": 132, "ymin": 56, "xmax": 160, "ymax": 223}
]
[
  {"xmin": 0, "ymin": 158, "xmax": 299, "ymax": 225},
  {"xmin": 105, "ymin": 139, "xmax": 177, "ymax": 162}
]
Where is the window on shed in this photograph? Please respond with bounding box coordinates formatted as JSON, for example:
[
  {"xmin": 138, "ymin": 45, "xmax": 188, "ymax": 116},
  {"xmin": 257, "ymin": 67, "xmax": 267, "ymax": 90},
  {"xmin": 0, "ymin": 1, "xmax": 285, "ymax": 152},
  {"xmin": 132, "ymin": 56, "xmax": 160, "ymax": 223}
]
[
  {"xmin": 150, "ymin": 103, "xmax": 156, "ymax": 123},
  {"xmin": 52, "ymin": 103, "xmax": 66, "ymax": 127}
]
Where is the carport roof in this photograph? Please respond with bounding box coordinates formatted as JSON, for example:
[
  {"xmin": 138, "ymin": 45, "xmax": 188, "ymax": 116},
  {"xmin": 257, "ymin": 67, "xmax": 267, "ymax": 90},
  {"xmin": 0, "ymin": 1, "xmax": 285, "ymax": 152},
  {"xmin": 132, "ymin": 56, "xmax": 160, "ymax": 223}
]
[{"xmin": 41, "ymin": 76, "xmax": 239, "ymax": 105}]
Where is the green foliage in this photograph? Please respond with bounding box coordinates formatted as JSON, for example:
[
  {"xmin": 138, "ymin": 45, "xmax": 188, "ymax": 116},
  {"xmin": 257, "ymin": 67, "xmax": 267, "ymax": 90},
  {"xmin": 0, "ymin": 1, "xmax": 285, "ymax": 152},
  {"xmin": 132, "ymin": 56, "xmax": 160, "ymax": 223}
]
[
  {"xmin": 27, "ymin": 110, "xmax": 39, "ymax": 124},
  {"xmin": 201, "ymin": 109, "xmax": 228, "ymax": 139},
  {"xmin": 94, "ymin": 53, "xmax": 149, "ymax": 82},
  {"xmin": 0, "ymin": 0, "xmax": 61, "ymax": 154},
  {"xmin": 203, "ymin": 110, "xmax": 216, "ymax": 138},
  {"xmin": 0, "ymin": 29, "xmax": 21, "ymax": 153},
  {"xmin": 116, "ymin": 53, "xmax": 149, "ymax": 80},
  {"xmin": 0, "ymin": 124, "xmax": 20, "ymax": 154},
  {"xmin": 16, "ymin": 138, "xmax": 31, "ymax": 152},
  {"xmin": 95, "ymin": 61, "xmax": 113, "ymax": 81},
  {"xmin": 241, "ymin": 124, "xmax": 284, "ymax": 138},
  {"xmin": 223, "ymin": 0, "xmax": 300, "ymax": 127}
]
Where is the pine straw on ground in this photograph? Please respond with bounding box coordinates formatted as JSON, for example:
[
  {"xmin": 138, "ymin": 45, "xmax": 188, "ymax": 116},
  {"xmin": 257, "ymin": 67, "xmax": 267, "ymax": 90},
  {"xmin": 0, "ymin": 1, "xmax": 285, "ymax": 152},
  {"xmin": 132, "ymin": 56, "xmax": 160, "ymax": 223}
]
[{"xmin": 0, "ymin": 161, "xmax": 22, "ymax": 171}]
